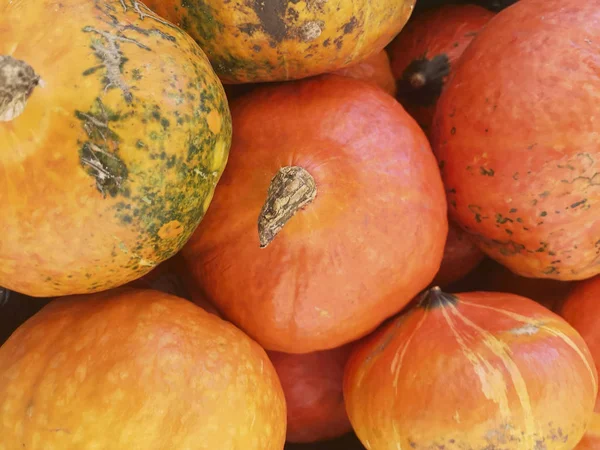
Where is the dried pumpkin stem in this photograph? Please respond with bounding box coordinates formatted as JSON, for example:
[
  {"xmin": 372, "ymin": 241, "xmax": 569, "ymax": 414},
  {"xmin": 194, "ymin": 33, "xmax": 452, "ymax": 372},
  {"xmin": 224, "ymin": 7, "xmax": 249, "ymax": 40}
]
[
  {"xmin": 418, "ymin": 286, "xmax": 458, "ymax": 309},
  {"xmin": 258, "ymin": 166, "xmax": 317, "ymax": 248},
  {"xmin": 0, "ymin": 55, "xmax": 42, "ymax": 122},
  {"xmin": 396, "ymin": 54, "xmax": 451, "ymax": 107}
]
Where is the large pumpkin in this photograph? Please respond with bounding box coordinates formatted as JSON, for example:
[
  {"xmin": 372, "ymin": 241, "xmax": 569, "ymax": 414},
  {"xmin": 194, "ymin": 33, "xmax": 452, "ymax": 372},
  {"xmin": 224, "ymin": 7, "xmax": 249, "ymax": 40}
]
[
  {"xmin": 181, "ymin": 75, "xmax": 448, "ymax": 353},
  {"xmin": 432, "ymin": 220, "xmax": 485, "ymax": 288},
  {"xmin": 268, "ymin": 343, "xmax": 354, "ymax": 443},
  {"xmin": 387, "ymin": 4, "xmax": 495, "ymax": 135},
  {"xmin": 344, "ymin": 288, "xmax": 598, "ymax": 450},
  {"xmin": 558, "ymin": 276, "xmax": 600, "ymax": 410},
  {"xmin": 0, "ymin": 0, "xmax": 231, "ymax": 297},
  {"xmin": 0, "ymin": 288, "xmax": 286, "ymax": 449},
  {"xmin": 141, "ymin": 0, "xmax": 416, "ymax": 84},
  {"xmin": 431, "ymin": 0, "xmax": 600, "ymax": 280},
  {"xmin": 332, "ymin": 51, "xmax": 397, "ymax": 97}
]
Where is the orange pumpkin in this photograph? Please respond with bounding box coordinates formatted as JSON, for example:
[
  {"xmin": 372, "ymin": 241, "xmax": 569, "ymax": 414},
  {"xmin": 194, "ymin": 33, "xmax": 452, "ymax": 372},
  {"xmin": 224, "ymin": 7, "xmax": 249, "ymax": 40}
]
[
  {"xmin": 387, "ymin": 4, "xmax": 495, "ymax": 135},
  {"xmin": 431, "ymin": 0, "xmax": 600, "ymax": 280},
  {"xmin": 332, "ymin": 51, "xmax": 397, "ymax": 97},
  {"xmin": 558, "ymin": 276, "xmax": 600, "ymax": 410},
  {"xmin": 576, "ymin": 413, "xmax": 600, "ymax": 450},
  {"xmin": 1, "ymin": 0, "xmax": 231, "ymax": 297},
  {"xmin": 0, "ymin": 288, "xmax": 286, "ymax": 449},
  {"xmin": 268, "ymin": 343, "xmax": 354, "ymax": 443},
  {"xmin": 344, "ymin": 288, "xmax": 598, "ymax": 450},
  {"xmin": 142, "ymin": 0, "xmax": 416, "ymax": 83},
  {"xmin": 451, "ymin": 258, "xmax": 573, "ymax": 311},
  {"xmin": 181, "ymin": 75, "xmax": 448, "ymax": 354},
  {"xmin": 432, "ymin": 220, "xmax": 485, "ymax": 288}
]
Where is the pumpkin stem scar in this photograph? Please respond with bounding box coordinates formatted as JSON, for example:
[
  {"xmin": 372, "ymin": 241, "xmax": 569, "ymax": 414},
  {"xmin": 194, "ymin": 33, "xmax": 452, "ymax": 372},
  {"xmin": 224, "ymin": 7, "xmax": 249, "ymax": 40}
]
[
  {"xmin": 0, "ymin": 55, "xmax": 43, "ymax": 122},
  {"xmin": 258, "ymin": 166, "xmax": 317, "ymax": 248},
  {"xmin": 396, "ymin": 53, "xmax": 451, "ymax": 107},
  {"xmin": 417, "ymin": 286, "xmax": 458, "ymax": 309}
]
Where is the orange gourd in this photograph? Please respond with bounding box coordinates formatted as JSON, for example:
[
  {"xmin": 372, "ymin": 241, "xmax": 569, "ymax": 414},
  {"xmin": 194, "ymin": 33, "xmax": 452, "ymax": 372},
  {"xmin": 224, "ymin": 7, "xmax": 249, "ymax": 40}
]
[
  {"xmin": 181, "ymin": 75, "xmax": 448, "ymax": 353},
  {"xmin": 0, "ymin": 288, "xmax": 286, "ymax": 449},
  {"xmin": 333, "ymin": 51, "xmax": 397, "ymax": 97},
  {"xmin": 344, "ymin": 288, "xmax": 598, "ymax": 450}
]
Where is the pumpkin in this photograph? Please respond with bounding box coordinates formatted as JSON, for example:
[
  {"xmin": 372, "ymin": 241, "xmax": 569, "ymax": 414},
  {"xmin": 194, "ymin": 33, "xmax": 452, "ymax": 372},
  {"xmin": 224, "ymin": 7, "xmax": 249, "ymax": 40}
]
[
  {"xmin": 387, "ymin": 4, "xmax": 495, "ymax": 135},
  {"xmin": 557, "ymin": 276, "xmax": 600, "ymax": 410},
  {"xmin": 453, "ymin": 258, "xmax": 573, "ymax": 311},
  {"xmin": 344, "ymin": 287, "xmax": 598, "ymax": 450},
  {"xmin": 431, "ymin": 0, "xmax": 600, "ymax": 281},
  {"xmin": 576, "ymin": 413, "xmax": 600, "ymax": 450},
  {"xmin": 0, "ymin": 287, "xmax": 286, "ymax": 449},
  {"xmin": 141, "ymin": 0, "xmax": 416, "ymax": 84},
  {"xmin": 0, "ymin": 0, "xmax": 232, "ymax": 297},
  {"xmin": 0, "ymin": 288, "xmax": 51, "ymax": 346},
  {"xmin": 268, "ymin": 343, "xmax": 354, "ymax": 443},
  {"xmin": 432, "ymin": 220, "xmax": 485, "ymax": 288},
  {"xmin": 181, "ymin": 75, "xmax": 448, "ymax": 354},
  {"xmin": 332, "ymin": 51, "xmax": 397, "ymax": 97}
]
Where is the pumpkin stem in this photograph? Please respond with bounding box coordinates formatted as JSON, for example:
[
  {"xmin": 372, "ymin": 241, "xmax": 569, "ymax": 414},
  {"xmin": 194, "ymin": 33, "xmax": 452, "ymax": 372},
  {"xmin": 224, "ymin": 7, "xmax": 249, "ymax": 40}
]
[
  {"xmin": 258, "ymin": 166, "xmax": 317, "ymax": 248},
  {"xmin": 418, "ymin": 286, "xmax": 458, "ymax": 309},
  {"xmin": 396, "ymin": 54, "xmax": 451, "ymax": 107},
  {"xmin": 0, "ymin": 55, "xmax": 43, "ymax": 122}
]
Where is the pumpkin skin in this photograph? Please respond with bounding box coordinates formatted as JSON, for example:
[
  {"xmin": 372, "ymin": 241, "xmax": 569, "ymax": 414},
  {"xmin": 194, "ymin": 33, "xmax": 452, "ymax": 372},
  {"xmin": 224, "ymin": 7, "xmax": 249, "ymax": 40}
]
[
  {"xmin": 344, "ymin": 288, "xmax": 598, "ymax": 450},
  {"xmin": 0, "ymin": 0, "xmax": 232, "ymax": 297},
  {"xmin": 576, "ymin": 413, "xmax": 600, "ymax": 450},
  {"xmin": 332, "ymin": 51, "xmax": 397, "ymax": 97},
  {"xmin": 141, "ymin": 0, "xmax": 416, "ymax": 84},
  {"xmin": 432, "ymin": 220, "xmax": 485, "ymax": 288},
  {"xmin": 0, "ymin": 288, "xmax": 286, "ymax": 449},
  {"xmin": 181, "ymin": 75, "xmax": 448, "ymax": 353},
  {"xmin": 431, "ymin": 0, "xmax": 600, "ymax": 281},
  {"xmin": 557, "ymin": 276, "xmax": 600, "ymax": 410},
  {"xmin": 268, "ymin": 343, "xmax": 354, "ymax": 443},
  {"xmin": 387, "ymin": 4, "xmax": 495, "ymax": 135}
]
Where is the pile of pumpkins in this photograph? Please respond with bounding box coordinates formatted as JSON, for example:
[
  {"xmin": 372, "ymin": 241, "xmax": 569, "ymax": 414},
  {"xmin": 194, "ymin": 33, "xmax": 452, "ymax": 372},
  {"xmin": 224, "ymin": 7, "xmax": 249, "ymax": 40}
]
[{"xmin": 1, "ymin": 0, "xmax": 599, "ymax": 448}]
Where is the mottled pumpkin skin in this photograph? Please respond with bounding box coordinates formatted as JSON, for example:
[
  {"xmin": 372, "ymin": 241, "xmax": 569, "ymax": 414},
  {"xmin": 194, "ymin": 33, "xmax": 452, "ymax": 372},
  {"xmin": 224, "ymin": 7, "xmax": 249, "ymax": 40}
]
[
  {"xmin": 182, "ymin": 75, "xmax": 448, "ymax": 353},
  {"xmin": 141, "ymin": 0, "xmax": 416, "ymax": 83},
  {"xmin": 1, "ymin": 0, "xmax": 232, "ymax": 297},
  {"xmin": 268, "ymin": 343, "xmax": 354, "ymax": 443},
  {"xmin": 332, "ymin": 51, "xmax": 397, "ymax": 97},
  {"xmin": 387, "ymin": 4, "xmax": 494, "ymax": 136},
  {"xmin": 558, "ymin": 276, "xmax": 600, "ymax": 410},
  {"xmin": 431, "ymin": 0, "xmax": 600, "ymax": 281},
  {"xmin": 344, "ymin": 290, "xmax": 598, "ymax": 450},
  {"xmin": 432, "ymin": 220, "xmax": 485, "ymax": 288},
  {"xmin": 0, "ymin": 288, "xmax": 286, "ymax": 450}
]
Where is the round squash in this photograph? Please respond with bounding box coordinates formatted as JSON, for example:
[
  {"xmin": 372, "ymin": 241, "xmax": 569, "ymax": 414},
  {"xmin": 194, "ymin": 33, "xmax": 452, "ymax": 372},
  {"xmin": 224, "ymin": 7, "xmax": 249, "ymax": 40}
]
[
  {"xmin": 0, "ymin": 287, "xmax": 286, "ymax": 449},
  {"xmin": 0, "ymin": 0, "xmax": 232, "ymax": 297},
  {"xmin": 558, "ymin": 276, "xmax": 600, "ymax": 410},
  {"xmin": 432, "ymin": 220, "xmax": 485, "ymax": 288},
  {"xmin": 431, "ymin": 0, "xmax": 600, "ymax": 280},
  {"xmin": 332, "ymin": 51, "xmax": 397, "ymax": 97},
  {"xmin": 141, "ymin": 0, "xmax": 416, "ymax": 84},
  {"xmin": 344, "ymin": 287, "xmax": 598, "ymax": 450},
  {"xmin": 268, "ymin": 343, "xmax": 354, "ymax": 443},
  {"xmin": 387, "ymin": 4, "xmax": 495, "ymax": 135},
  {"xmin": 181, "ymin": 75, "xmax": 448, "ymax": 353}
]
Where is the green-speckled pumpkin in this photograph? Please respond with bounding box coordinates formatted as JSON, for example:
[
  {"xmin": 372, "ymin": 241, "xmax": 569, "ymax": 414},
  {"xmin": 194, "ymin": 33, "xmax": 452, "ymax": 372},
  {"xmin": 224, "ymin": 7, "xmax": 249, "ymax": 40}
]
[
  {"xmin": 0, "ymin": 0, "xmax": 232, "ymax": 297},
  {"xmin": 141, "ymin": 0, "xmax": 416, "ymax": 83}
]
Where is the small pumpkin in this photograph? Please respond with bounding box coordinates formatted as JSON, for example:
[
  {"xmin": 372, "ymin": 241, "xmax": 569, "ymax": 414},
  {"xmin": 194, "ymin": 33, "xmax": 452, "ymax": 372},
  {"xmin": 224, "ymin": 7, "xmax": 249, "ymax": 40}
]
[
  {"xmin": 0, "ymin": 0, "xmax": 231, "ymax": 297},
  {"xmin": 141, "ymin": 0, "xmax": 416, "ymax": 83},
  {"xmin": 387, "ymin": 4, "xmax": 495, "ymax": 135},
  {"xmin": 181, "ymin": 75, "xmax": 448, "ymax": 353},
  {"xmin": 332, "ymin": 51, "xmax": 397, "ymax": 97},
  {"xmin": 432, "ymin": 220, "xmax": 485, "ymax": 288},
  {"xmin": 0, "ymin": 288, "xmax": 286, "ymax": 449},
  {"xmin": 558, "ymin": 276, "xmax": 600, "ymax": 410},
  {"xmin": 344, "ymin": 287, "xmax": 598, "ymax": 450},
  {"xmin": 268, "ymin": 343, "xmax": 354, "ymax": 443},
  {"xmin": 431, "ymin": 0, "xmax": 600, "ymax": 280}
]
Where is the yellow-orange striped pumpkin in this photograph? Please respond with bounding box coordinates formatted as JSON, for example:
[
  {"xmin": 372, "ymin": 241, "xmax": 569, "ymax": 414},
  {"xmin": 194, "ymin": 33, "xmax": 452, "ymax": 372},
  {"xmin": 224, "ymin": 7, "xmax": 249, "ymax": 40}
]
[{"xmin": 344, "ymin": 288, "xmax": 598, "ymax": 450}]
